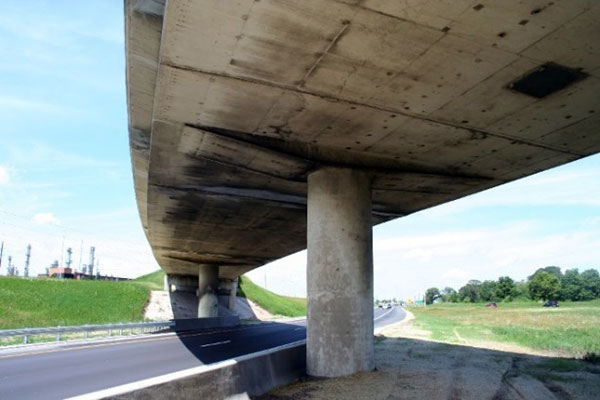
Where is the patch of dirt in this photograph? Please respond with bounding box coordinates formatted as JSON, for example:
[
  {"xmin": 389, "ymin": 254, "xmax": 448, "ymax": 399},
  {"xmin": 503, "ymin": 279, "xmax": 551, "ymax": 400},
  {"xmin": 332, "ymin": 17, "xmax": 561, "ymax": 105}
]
[
  {"xmin": 143, "ymin": 290, "xmax": 173, "ymax": 321},
  {"xmin": 260, "ymin": 319, "xmax": 600, "ymax": 400}
]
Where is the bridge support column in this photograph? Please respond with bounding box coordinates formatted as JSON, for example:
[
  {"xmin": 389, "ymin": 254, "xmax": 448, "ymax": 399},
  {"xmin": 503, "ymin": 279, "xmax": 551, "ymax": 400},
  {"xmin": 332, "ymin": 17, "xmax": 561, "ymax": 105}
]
[
  {"xmin": 217, "ymin": 277, "xmax": 238, "ymax": 312},
  {"xmin": 307, "ymin": 167, "xmax": 374, "ymax": 377},
  {"xmin": 198, "ymin": 265, "xmax": 219, "ymax": 318}
]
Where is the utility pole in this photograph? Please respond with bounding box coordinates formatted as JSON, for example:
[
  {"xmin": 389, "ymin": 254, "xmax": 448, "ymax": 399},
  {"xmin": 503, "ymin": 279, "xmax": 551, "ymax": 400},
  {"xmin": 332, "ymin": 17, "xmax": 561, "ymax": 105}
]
[
  {"xmin": 7, "ymin": 256, "xmax": 13, "ymax": 276},
  {"xmin": 264, "ymin": 265, "xmax": 267, "ymax": 290},
  {"xmin": 0, "ymin": 241, "xmax": 4, "ymax": 274},
  {"xmin": 78, "ymin": 240, "xmax": 83, "ymax": 272},
  {"xmin": 24, "ymin": 244, "xmax": 31, "ymax": 278}
]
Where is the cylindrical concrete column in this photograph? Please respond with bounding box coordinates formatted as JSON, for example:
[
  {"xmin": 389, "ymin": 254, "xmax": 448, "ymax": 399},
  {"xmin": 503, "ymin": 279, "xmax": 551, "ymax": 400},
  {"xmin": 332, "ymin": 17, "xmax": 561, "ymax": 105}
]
[
  {"xmin": 198, "ymin": 265, "xmax": 219, "ymax": 318},
  {"xmin": 229, "ymin": 277, "xmax": 238, "ymax": 311},
  {"xmin": 307, "ymin": 167, "xmax": 374, "ymax": 377},
  {"xmin": 164, "ymin": 274, "xmax": 170, "ymax": 292}
]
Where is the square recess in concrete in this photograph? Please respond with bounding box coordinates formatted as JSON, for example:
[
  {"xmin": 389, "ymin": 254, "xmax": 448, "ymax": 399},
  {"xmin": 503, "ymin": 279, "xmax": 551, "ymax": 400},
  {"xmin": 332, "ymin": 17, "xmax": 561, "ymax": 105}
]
[{"xmin": 508, "ymin": 62, "xmax": 588, "ymax": 98}]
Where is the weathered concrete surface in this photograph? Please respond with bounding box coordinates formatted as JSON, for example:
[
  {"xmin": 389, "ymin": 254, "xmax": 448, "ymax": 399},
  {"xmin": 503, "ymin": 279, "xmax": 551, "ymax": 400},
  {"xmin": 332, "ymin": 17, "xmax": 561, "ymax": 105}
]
[
  {"xmin": 198, "ymin": 266, "xmax": 219, "ymax": 318},
  {"xmin": 126, "ymin": 0, "xmax": 600, "ymax": 279},
  {"xmin": 307, "ymin": 168, "xmax": 374, "ymax": 377},
  {"xmin": 218, "ymin": 277, "xmax": 238, "ymax": 312}
]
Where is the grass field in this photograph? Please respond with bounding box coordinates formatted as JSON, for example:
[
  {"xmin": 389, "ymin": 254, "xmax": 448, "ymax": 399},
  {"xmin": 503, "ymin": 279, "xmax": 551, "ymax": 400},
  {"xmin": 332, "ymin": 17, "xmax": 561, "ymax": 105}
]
[
  {"xmin": 238, "ymin": 275, "xmax": 307, "ymax": 317},
  {"xmin": 408, "ymin": 300, "xmax": 600, "ymax": 356},
  {"xmin": 131, "ymin": 269, "xmax": 165, "ymax": 291},
  {"xmin": 0, "ymin": 277, "xmax": 149, "ymax": 329}
]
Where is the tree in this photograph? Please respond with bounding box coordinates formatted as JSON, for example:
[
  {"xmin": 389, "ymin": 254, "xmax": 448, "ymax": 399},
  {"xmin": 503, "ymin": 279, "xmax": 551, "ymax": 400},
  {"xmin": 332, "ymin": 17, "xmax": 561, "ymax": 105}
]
[
  {"xmin": 425, "ymin": 287, "xmax": 440, "ymax": 305},
  {"xmin": 514, "ymin": 280, "xmax": 529, "ymax": 299},
  {"xmin": 441, "ymin": 287, "xmax": 456, "ymax": 302},
  {"xmin": 459, "ymin": 280, "xmax": 482, "ymax": 303},
  {"xmin": 560, "ymin": 269, "xmax": 582, "ymax": 301},
  {"xmin": 496, "ymin": 276, "xmax": 516, "ymax": 300},
  {"xmin": 480, "ymin": 280, "xmax": 498, "ymax": 302},
  {"xmin": 580, "ymin": 269, "xmax": 600, "ymax": 299},
  {"xmin": 529, "ymin": 266, "xmax": 562, "ymax": 281},
  {"xmin": 528, "ymin": 271, "xmax": 561, "ymax": 301}
]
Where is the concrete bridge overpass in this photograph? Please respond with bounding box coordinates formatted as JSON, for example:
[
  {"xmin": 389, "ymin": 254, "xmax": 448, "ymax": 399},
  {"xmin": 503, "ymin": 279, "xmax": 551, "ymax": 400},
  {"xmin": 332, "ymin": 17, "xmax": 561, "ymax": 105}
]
[{"xmin": 125, "ymin": 0, "xmax": 599, "ymax": 377}]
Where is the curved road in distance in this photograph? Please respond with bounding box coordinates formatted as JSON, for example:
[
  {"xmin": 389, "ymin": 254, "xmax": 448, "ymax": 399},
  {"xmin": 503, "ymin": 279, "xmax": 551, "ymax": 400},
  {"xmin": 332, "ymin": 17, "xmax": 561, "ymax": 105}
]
[{"xmin": 0, "ymin": 306, "xmax": 406, "ymax": 400}]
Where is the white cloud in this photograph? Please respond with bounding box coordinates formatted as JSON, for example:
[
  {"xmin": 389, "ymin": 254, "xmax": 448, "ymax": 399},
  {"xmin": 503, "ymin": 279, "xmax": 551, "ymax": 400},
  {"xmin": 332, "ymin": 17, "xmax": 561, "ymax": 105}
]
[
  {"xmin": 442, "ymin": 268, "xmax": 471, "ymax": 280},
  {"xmin": 0, "ymin": 166, "xmax": 10, "ymax": 185},
  {"xmin": 33, "ymin": 213, "xmax": 61, "ymax": 226},
  {"xmin": 0, "ymin": 95, "xmax": 68, "ymax": 115}
]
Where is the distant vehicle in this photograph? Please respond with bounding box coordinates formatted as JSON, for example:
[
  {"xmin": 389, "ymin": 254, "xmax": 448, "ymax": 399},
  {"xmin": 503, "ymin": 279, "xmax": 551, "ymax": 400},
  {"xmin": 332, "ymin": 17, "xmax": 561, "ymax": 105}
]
[
  {"xmin": 378, "ymin": 304, "xmax": 383, "ymax": 309},
  {"xmin": 543, "ymin": 300, "xmax": 559, "ymax": 307},
  {"xmin": 486, "ymin": 302, "xmax": 497, "ymax": 308},
  {"xmin": 385, "ymin": 304, "xmax": 392, "ymax": 309}
]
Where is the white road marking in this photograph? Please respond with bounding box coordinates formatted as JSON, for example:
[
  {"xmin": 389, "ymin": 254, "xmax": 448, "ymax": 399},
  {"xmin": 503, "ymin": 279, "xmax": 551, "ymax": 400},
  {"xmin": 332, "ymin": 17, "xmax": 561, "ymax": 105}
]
[
  {"xmin": 200, "ymin": 340, "xmax": 231, "ymax": 348},
  {"xmin": 374, "ymin": 308, "xmax": 393, "ymax": 322},
  {"xmin": 294, "ymin": 328, "xmax": 303, "ymax": 331}
]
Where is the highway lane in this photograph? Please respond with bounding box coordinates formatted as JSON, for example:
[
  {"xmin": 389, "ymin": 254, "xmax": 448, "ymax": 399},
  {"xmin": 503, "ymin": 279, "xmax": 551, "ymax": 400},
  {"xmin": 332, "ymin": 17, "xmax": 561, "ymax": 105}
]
[
  {"xmin": 374, "ymin": 305, "xmax": 406, "ymax": 329},
  {"xmin": 0, "ymin": 307, "xmax": 406, "ymax": 400}
]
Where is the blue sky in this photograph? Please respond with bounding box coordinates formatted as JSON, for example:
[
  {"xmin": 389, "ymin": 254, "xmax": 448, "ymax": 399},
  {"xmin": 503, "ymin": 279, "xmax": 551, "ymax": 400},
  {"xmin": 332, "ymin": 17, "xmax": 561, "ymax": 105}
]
[{"xmin": 0, "ymin": 1, "xmax": 598, "ymax": 299}]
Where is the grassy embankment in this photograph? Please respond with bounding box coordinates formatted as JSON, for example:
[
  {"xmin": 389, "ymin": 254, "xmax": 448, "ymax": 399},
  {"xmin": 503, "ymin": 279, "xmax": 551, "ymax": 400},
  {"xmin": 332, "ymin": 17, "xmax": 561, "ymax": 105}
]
[
  {"xmin": 0, "ymin": 276, "xmax": 149, "ymax": 330},
  {"xmin": 0, "ymin": 270, "xmax": 305, "ymax": 332},
  {"xmin": 408, "ymin": 300, "xmax": 600, "ymax": 356},
  {"xmin": 238, "ymin": 275, "xmax": 306, "ymax": 317},
  {"xmin": 131, "ymin": 269, "xmax": 165, "ymax": 291}
]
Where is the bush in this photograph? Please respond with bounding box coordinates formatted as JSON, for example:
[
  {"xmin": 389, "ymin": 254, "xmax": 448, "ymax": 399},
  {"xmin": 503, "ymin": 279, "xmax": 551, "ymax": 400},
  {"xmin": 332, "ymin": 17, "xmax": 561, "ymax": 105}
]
[{"xmin": 583, "ymin": 352, "xmax": 600, "ymax": 365}]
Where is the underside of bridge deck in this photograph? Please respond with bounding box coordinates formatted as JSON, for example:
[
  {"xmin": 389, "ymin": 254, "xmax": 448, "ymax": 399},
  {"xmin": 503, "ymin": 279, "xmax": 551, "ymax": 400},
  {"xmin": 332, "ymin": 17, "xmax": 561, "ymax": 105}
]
[{"xmin": 126, "ymin": 0, "xmax": 599, "ymax": 376}]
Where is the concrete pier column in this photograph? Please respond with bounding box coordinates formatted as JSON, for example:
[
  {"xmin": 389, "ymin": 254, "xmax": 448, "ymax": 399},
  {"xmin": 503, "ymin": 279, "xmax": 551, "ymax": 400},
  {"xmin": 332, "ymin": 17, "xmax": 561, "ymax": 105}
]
[
  {"xmin": 307, "ymin": 167, "xmax": 374, "ymax": 377},
  {"xmin": 164, "ymin": 274, "xmax": 170, "ymax": 292},
  {"xmin": 217, "ymin": 277, "xmax": 238, "ymax": 311},
  {"xmin": 198, "ymin": 265, "xmax": 219, "ymax": 318}
]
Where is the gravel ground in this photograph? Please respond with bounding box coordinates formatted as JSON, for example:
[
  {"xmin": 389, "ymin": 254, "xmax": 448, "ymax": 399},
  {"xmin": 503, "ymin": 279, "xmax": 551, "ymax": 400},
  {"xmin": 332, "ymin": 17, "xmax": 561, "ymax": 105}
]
[{"xmin": 259, "ymin": 317, "xmax": 600, "ymax": 400}]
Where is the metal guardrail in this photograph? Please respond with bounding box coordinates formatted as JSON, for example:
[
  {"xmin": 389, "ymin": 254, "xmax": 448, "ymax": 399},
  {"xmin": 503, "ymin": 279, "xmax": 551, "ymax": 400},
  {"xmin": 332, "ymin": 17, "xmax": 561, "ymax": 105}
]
[{"xmin": 0, "ymin": 321, "xmax": 175, "ymax": 344}]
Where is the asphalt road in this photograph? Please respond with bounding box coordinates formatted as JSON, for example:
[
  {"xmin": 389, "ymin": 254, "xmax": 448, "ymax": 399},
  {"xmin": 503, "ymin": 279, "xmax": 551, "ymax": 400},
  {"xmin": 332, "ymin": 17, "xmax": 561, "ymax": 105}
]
[{"xmin": 0, "ymin": 306, "xmax": 406, "ymax": 400}]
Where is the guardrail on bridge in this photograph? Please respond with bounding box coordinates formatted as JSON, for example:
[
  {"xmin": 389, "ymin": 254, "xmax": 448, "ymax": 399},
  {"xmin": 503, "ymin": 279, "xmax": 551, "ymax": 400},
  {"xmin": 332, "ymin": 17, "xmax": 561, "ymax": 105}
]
[{"xmin": 0, "ymin": 321, "xmax": 174, "ymax": 344}]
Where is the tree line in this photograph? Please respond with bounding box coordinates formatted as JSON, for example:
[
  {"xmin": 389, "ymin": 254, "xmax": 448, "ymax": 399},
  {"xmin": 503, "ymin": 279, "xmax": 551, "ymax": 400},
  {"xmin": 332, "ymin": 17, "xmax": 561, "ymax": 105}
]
[{"xmin": 425, "ymin": 266, "xmax": 600, "ymax": 304}]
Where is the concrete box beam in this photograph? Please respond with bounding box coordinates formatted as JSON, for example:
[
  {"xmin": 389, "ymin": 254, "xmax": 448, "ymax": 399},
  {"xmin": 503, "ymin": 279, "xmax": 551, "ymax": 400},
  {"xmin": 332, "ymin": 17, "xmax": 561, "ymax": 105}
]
[{"xmin": 307, "ymin": 167, "xmax": 374, "ymax": 377}]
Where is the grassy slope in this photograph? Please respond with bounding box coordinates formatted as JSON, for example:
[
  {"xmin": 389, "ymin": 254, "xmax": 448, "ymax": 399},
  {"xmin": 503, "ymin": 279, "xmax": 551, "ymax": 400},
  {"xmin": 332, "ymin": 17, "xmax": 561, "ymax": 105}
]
[
  {"xmin": 238, "ymin": 275, "xmax": 306, "ymax": 317},
  {"xmin": 0, "ymin": 277, "xmax": 149, "ymax": 329},
  {"xmin": 132, "ymin": 269, "xmax": 165, "ymax": 291},
  {"xmin": 409, "ymin": 300, "xmax": 600, "ymax": 355}
]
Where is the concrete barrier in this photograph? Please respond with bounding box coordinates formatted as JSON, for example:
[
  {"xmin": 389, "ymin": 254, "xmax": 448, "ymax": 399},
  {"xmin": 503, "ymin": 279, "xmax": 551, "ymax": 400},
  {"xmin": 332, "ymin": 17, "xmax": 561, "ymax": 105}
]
[
  {"xmin": 173, "ymin": 316, "xmax": 240, "ymax": 332},
  {"xmin": 68, "ymin": 340, "xmax": 306, "ymax": 400}
]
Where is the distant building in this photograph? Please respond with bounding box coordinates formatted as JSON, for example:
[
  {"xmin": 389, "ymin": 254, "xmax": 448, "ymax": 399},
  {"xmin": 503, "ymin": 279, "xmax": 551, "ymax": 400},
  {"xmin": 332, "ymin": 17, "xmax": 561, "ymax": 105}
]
[{"xmin": 48, "ymin": 267, "xmax": 74, "ymax": 279}]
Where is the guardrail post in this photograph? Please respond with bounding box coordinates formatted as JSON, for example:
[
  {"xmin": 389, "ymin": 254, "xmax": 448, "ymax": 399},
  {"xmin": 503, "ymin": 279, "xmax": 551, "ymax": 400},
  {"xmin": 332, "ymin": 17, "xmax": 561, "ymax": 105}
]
[
  {"xmin": 108, "ymin": 329, "xmax": 112, "ymax": 336},
  {"xmin": 23, "ymin": 335, "xmax": 28, "ymax": 344},
  {"xmin": 84, "ymin": 330, "xmax": 89, "ymax": 339},
  {"xmin": 57, "ymin": 332, "xmax": 61, "ymax": 341}
]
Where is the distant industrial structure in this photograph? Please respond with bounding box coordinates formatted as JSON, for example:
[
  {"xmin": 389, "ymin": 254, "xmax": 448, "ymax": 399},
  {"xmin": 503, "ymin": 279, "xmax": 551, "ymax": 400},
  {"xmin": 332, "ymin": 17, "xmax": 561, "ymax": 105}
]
[
  {"xmin": 0, "ymin": 242, "xmax": 128, "ymax": 281},
  {"xmin": 24, "ymin": 244, "xmax": 31, "ymax": 278}
]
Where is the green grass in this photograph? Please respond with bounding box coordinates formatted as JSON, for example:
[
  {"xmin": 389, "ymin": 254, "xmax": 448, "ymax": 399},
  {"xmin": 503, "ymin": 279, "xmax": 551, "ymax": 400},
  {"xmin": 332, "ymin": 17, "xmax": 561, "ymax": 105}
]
[
  {"xmin": 409, "ymin": 300, "xmax": 600, "ymax": 356},
  {"xmin": 0, "ymin": 277, "xmax": 150, "ymax": 329},
  {"xmin": 238, "ymin": 275, "xmax": 306, "ymax": 317},
  {"xmin": 132, "ymin": 269, "xmax": 165, "ymax": 291}
]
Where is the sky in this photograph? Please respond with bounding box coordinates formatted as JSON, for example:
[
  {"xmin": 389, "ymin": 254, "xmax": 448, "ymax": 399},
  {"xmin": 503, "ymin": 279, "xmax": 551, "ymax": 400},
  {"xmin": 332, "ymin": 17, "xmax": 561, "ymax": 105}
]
[{"xmin": 0, "ymin": 1, "xmax": 598, "ymax": 300}]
